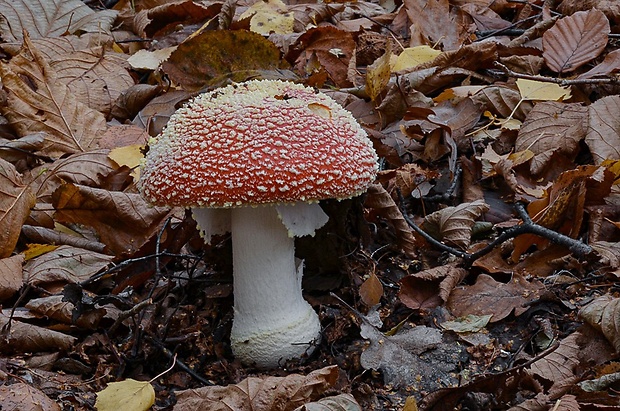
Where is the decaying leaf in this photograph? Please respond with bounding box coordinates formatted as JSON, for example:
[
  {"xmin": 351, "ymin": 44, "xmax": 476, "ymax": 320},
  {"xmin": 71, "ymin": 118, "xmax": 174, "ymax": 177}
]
[
  {"xmin": 162, "ymin": 30, "xmax": 284, "ymax": 90},
  {"xmin": 365, "ymin": 42, "xmax": 391, "ymax": 101},
  {"xmin": 95, "ymin": 379, "xmax": 155, "ymax": 411},
  {"xmin": 0, "ymin": 0, "xmax": 117, "ymax": 42},
  {"xmin": 0, "ymin": 383, "xmax": 61, "ymax": 411},
  {"xmin": 0, "ymin": 311, "xmax": 76, "ymax": 353},
  {"xmin": 0, "ymin": 254, "xmax": 25, "ymax": 301},
  {"xmin": 447, "ymin": 274, "xmax": 543, "ymax": 322},
  {"xmin": 579, "ymin": 295, "xmax": 620, "ymax": 352},
  {"xmin": 542, "ymin": 9, "xmax": 610, "ymax": 73},
  {"xmin": 0, "ymin": 158, "xmax": 36, "ymax": 258},
  {"xmin": 173, "ymin": 366, "xmax": 339, "ymax": 410},
  {"xmin": 422, "ymin": 199, "xmax": 489, "ymax": 249},
  {"xmin": 0, "ymin": 33, "xmax": 108, "ymax": 157},
  {"xmin": 586, "ymin": 95, "xmax": 620, "ymax": 165},
  {"xmin": 293, "ymin": 393, "xmax": 361, "ymax": 411}
]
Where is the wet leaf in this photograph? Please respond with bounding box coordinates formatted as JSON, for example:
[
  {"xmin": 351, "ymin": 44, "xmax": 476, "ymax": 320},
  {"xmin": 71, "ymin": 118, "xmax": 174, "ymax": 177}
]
[
  {"xmin": 173, "ymin": 366, "xmax": 338, "ymax": 410},
  {"xmin": 542, "ymin": 9, "xmax": 610, "ymax": 73},
  {"xmin": 441, "ymin": 314, "xmax": 493, "ymax": 333},
  {"xmin": 95, "ymin": 379, "xmax": 155, "ymax": 411},
  {"xmin": 0, "ymin": 383, "xmax": 61, "ymax": 411},
  {"xmin": 294, "ymin": 393, "xmax": 361, "ymax": 411}
]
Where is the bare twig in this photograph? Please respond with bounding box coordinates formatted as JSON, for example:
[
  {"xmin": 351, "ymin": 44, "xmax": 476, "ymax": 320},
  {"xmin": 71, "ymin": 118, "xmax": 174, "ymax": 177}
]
[
  {"xmin": 108, "ymin": 298, "xmax": 153, "ymax": 334},
  {"xmin": 493, "ymin": 62, "xmax": 620, "ymax": 86}
]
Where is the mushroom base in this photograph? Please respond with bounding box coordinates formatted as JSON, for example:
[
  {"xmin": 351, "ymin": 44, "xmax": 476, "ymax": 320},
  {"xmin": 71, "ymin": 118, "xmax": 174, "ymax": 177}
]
[{"xmin": 228, "ymin": 206, "xmax": 322, "ymax": 368}]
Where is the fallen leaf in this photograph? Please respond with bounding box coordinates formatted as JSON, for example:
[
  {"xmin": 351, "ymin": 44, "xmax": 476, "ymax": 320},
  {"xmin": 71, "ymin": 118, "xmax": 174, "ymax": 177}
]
[
  {"xmin": 392, "ymin": 46, "xmax": 442, "ymax": 72},
  {"xmin": 162, "ymin": 30, "xmax": 284, "ymax": 90},
  {"xmin": 578, "ymin": 49, "xmax": 620, "ymax": 79},
  {"xmin": 365, "ymin": 43, "xmax": 392, "ymax": 101},
  {"xmin": 293, "ymin": 393, "xmax": 361, "ymax": 411},
  {"xmin": 359, "ymin": 272, "xmax": 384, "ymax": 307},
  {"xmin": 0, "ymin": 158, "xmax": 36, "ymax": 258},
  {"xmin": 441, "ymin": 314, "xmax": 493, "ymax": 333},
  {"xmin": 516, "ymin": 79, "xmax": 571, "ymax": 101},
  {"xmin": 0, "ymin": 383, "xmax": 61, "ymax": 411},
  {"xmin": 0, "ymin": 33, "xmax": 108, "ymax": 157},
  {"xmin": 0, "ymin": 254, "xmax": 24, "ymax": 301},
  {"xmin": 542, "ymin": 9, "xmax": 610, "ymax": 73},
  {"xmin": 240, "ymin": 0, "xmax": 294, "ymax": 35},
  {"xmin": 0, "ymin": 311, "xmax": 76, "ymax": 353},
  {"xmin": 173, "ymin": 366, "xmax": 338, "ymax": 411},
  {"xmin": 95, "ymin": 379, "xmax": 155, "ymax": 411},
  {"xmin": 423, "ymin": 199, "xmax": 489, "ymax": 249},
  {"xmin": 586, "ymin": 95, "xmax": 620, "ymax": 164},
  {"xmin": 0, "ymin": 0, "xmax": 117, "ymax": 42},
  {"xmin": 447, "ymin": 274, "xmax": 543, "ymax": 322},
  {"xmin": 579, "ymin": 295, "xmax": 620, "ymax": 352}
]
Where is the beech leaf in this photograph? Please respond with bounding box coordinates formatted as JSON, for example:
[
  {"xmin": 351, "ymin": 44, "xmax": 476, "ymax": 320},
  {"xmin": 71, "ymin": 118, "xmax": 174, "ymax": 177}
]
[
  {"xmin": 0, "ymin": 33, "xmax": 108, "ymax": 157},
  {"xmin": 422, "ymin": 199, "xmax": 489, "ymax": 249},
  {"xmin": 579, "ymin": 295, "xmax": 620, "ymax": 352},
  {"xmin": 0, "ymin": 383, "xmax": 61, "ymax": 411},
  {"xmin": 542, "ymin": 9, "xmax": 610, "ymax": 73},
  {"xmin": 173, "ymin": 366, "xmax": 338, "ymax": 411},
  {"xmin": 516, "ymin": 79, "xmax": 571, "ymax": 101},
  {"xmin": 0, "ymin": 0, "xmax": 118, "ymax": 42},
  {"xmin": 0, "ymin": 311, "xmax": 76, "ymax": 353},
  {"xmin": 586, "ymin": 95, "xmax": 620, "ymax": 164},
  {"xmin": 95, "ymin": 379, "xmax": 155, "ymax": 411}
]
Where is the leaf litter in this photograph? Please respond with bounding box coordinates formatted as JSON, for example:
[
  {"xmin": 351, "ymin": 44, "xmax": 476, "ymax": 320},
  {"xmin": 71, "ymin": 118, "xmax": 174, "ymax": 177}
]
[{"xmin": 0, "ymin": 0, "xmax": 618, "ymax": 410}]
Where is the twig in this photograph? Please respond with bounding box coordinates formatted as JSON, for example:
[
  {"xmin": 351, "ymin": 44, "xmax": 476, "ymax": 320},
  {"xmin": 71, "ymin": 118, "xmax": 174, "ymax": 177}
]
[
  {"xmin": 396, "ymin": 191, "xmax": 592, "ymax": 266},
  {"xmin": 108, "ymin": 298, "xmax": 153, "ymax": 335},
  {"xmin": 493, "ymin": 62, "xmax": 620, "ymax": 86},
  {"xmin": 148, "ymin": 337, "xmax": 214, "ymax": 386}
]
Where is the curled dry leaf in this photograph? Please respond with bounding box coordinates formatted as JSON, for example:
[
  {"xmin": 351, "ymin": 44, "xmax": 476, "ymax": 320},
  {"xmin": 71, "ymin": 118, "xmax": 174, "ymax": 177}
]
[
  {"xmin": 51, "ymin": 183, "xmax": 172, "ymax": 256},
  {"xmin": 0, "ymin": 33, "xmax": 108, "ymax": 157},
  {"xmin": 528, "ymin": 332, "xmax": 581, "ymax": 386},
  {"xmin": 0, "ymin": 312, "xmax": 76, "ymax": 354},
  {"xmin": 422, "ymin": 199, "xmax": 490, "ymax": 249},
  {"xmin": 447, "ymin": 274, "xmax": 543, "ymax": 322},
  {"xmin": 365, "ymin": 183, "xmax": 418, "ymax": 258},
  {"xmin": 0, "ymin": 158, "xmax": 36, "ymax": 258},
  {"xmin": 0, "ymin": 0, "xmax": 117, "ymax": 42},
  {"xmin": 542, "ymin": 9, "xmax": 610, "ymax": 73},
  {"xmin": 579, "ymin": 295, "xmax": 620, "ymax": 352},
  {"xmin": 26, "ymin": 294, "xmax": 105, "ymax": 329},
  {"xmin": 173, "ymin": 366, "xmax": 338, "ymax": 411},
  {"xmin": 23, "ymin": 245, "xmax": 113, "ymax": 286},
  {"xmin": 399, "ymin": 265, "xmax": 468, "ymax": 310},
  {"xmin": 403, "ymin": 0, "xmax": 467, "ymax": 51},
  {"xmin": 0, "ymin": 383, "xmax": 61, "ymax": 411},
  {"xmin": 591, "ymin": 241, "xmax": 620, "ymax": 268},
  {"xmin": 294, "ymin": 393, "xmax": 361, "ymax": 411}
]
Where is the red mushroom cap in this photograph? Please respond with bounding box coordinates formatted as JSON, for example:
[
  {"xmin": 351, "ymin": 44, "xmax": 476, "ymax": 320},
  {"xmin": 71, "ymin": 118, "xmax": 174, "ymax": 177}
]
[{"xmin": 139, "ymin": 80, "xmax": 378, "ymax": 207}]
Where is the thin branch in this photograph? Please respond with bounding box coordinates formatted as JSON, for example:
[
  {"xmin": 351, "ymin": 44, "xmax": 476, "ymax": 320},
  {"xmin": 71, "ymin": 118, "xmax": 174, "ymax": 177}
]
[{"xmin": 493, "ymin": 62, "xmax": 620, "ymax": 86}]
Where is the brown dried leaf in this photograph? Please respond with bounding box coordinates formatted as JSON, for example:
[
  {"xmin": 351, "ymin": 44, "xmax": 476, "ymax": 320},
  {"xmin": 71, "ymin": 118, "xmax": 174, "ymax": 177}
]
[
  {"xmin": 471, "ymin": 85, "xmax": 533, "ymax": 121},
  {"xmin": 0, "ymin": 383, "xmax": 61, "ymax": 411},
  {"xmin": 586, "ymin": 95, "xmax": 620, "ymax": 164},
  {"xmin": 365, "ymin": 183, "xmax": 417, "ymax": 258},
  {"xmin": 399, "ymin": 265, "xmax": 468, "ymax": 310},
  {"xmin": 515, "ymin": 101, "xmax": 588, "ymax": 174},
  {"xmin": 293, "ymin": 394, "xmax": 361, "ymax": 411},
  {"xmin": 578, "ymin": 49, "xmax": 620, "ymax": 79},
  {"xmin": 23, "ymin": 245, "xmax": 113, "ymax": 286},
  {"xmin": 0, "ymin": 158, "xmax": 36, "ymax": 258},
  {"xmin": 447, "ymin": 274, "xmax": 543, "ymax": 322},
  {"xmin": 542, "ymin": 9, "xmax": 610, "ymax": 73},
  {"xmin": 0, "ymin": 254, "xmax": 24, "ymax": 301},
  {"xmin": 50, "ymin": 48, "xmax": 134, "ymax": 116},
  {"xmin": 133, "ymin": 0, "xmax": 221, "ymax": 38},
  {"xmin": 26, "ymin": 295, "xmax": 104, "ymax": 329},
  {"xmin": 579, "ymin": 295, "xmax": 620, "ymax": 352},
  {"xmin": 423, "ymin": 199, "xmax": 489, "ymax": 249},
  {"xmin": 403, "ymin": 0, "xmax": 468, "ymax": 50},
  {"xmin": 162, "ymin": 30, "xmax": 284, "ymax": 91},
  {"xmin": 0, "ymin": 311, "xmax": 76, "ymax": 353},
  {"xmin": 0, "ymin": 34, "xmax": 108, "ymax": 157},
  {"xmin": 359, "ymin": 272, "xmax": 383, "ymax": 307},
  {"xmin": 287, "ymin": 26, "xmax": 356, "ymax": 88},
  {"xmin": 529, "ymin": 332, "xmax": 580, "ymax": 385},
  {"xmin": 591, "ymin": 241, "xmax": 620, "ymax": 268},
  {"xmin": 0, "ymin": 0, "xmax": 117, "ymax": 42},
  {"xmin": 52, "ymin": 183, "xmax": 171, "ymax": 256},
  {"xmin": 111, "ymin": 84, "xmax": 162, "ymax": 121},
  {"xmin": 173, "ymin": 366, "xmax": 338, "ymax": 411}
]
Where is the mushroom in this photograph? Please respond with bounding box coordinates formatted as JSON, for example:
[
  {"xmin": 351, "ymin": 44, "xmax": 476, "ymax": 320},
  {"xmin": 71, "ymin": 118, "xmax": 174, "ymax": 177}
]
[{"xmin": 138, "ymin": 80, "xmax": 378, "ymax": 368}]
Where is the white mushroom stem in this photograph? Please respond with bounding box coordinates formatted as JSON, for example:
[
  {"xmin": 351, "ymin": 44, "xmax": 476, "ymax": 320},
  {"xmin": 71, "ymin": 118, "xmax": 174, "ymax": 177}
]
[{"xmin": 225, "ymin": 205, "xmax": 322, "ymax": 368}]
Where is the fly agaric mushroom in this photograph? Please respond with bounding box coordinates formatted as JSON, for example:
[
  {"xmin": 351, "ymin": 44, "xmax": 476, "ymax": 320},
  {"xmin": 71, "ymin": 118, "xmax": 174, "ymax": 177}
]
[{"xmin": 138, "ymin": 79, "xmax": 378, "ymax": 368}]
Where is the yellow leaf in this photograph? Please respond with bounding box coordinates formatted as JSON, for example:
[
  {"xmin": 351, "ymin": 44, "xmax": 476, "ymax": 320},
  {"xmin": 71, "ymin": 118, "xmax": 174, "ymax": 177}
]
[
  {"xmin": 108, "ymin": 144, "xmax": 145, "ymax": 181},
  {"xmin": 366, "ymin": 43, "xmax": 392, "ymax": 101},
  {"xmin": 95, "ymin": 379, "xmax": 155, "ymax": 411},
  {"xmin": 241, "ymin": 0, "xmax": 294, "ymax": 35},
  {"xmin": 516, "ymin": 79, "xmax": 571, "ymax": 101},
  {"xmin": 392, "ymin": 46, "xmax": 441, "ymax": 72},
  {"xmin": 23, "ymin": 244, "xmax": 59, "ymax": 261}
]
